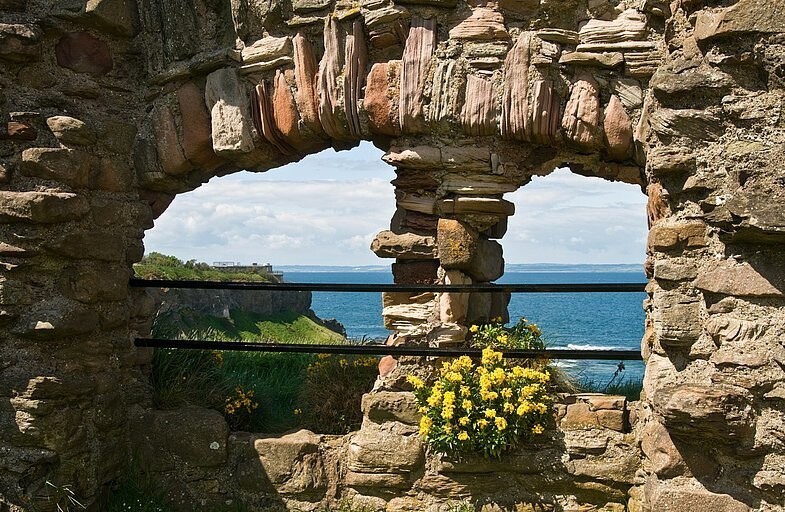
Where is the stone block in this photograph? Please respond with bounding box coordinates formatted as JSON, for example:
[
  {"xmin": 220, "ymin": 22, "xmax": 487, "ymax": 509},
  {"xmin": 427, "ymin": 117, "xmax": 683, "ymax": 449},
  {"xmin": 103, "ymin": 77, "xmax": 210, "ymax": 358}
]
[
  {"xmin": 5, "ymin": 121, "xmax": 37, "ymax": 140},
  {"xmin": 371, "ymin": 230, "xmax": 436, "ymax": 259},
  {"xmin": 439, "ymin": 269, "xmax": 470, "ymax": 323},
  {"xmin": 361, "ymin": 391, "xmax": 420, "ymax": 425},
  {"xmin": 0, "ymin": 23, "xmax": 41, "ymax": 62},
  {"xmin": 694, "ymin": 0, "xmax": 785, "ymax": 41},
  {"xmin": 652, "ymin": 290, "xmax": 702, "ymax": 346},
  {"xmin": 437, "ymin": 219, "xmax": 504, "ymax": 282},
  {"xmin": 391, "ymin": 260, "xmax": 439, "ymax": 284},
  {"xmin": 348, "ymin": 421, "xmax": 423, "ymax": 473},
  {"xmin": 133, "ymin": 407, "xmax": 228, "ymax": 469},
  {"xmin": 646, "ymin": 479, "xmax": 751, "ymax": 512},
  {"xmin": 21, "ymin": 147, "xmax": 95, "ymax": 188},
  {"xmin": 254, "ymin": 429, "xmax": 326, "ymax": 495},
  {"xmin": 176, "ymin": 81, "xmax": 221, "ymax": 169},
  {"xmin": 46, "ymin": 116, "xmax": 96, "ymax": 145},
  {"xmin": 345, "ymin": 471, "xmax": 411, "ymax": 489},
  {"xmin": 653, "ymin": 259, "xmax": 697, "ymax": 282},
  {"xmin": 55, "ymin": 31, "xmax": 113, "ymax": 75},
  {"xmin": 695, "ymin": 261, "xmax": 784, "ymax": 297},
  {"xmin": 647, "ymin": 221, "xmax": 707, "ymax": 251},
  {"xmin": 640, "ymin": 420, "xmax": 687, "ymax": 477},
  {"xmin": 205, "ymin": 67, "xmax": 256, "ymax": 157},
  {"xmin": 0, "ymin": 191, "xmax": 89, "ymax": 224}
]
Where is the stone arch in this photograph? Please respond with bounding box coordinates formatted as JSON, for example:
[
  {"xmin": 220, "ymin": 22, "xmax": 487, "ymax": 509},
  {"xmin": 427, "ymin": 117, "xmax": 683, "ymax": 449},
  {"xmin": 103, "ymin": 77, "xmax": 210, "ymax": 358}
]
[{"xmin": 2, "ymin": 0, "xmax": 784, "ymax": 510}]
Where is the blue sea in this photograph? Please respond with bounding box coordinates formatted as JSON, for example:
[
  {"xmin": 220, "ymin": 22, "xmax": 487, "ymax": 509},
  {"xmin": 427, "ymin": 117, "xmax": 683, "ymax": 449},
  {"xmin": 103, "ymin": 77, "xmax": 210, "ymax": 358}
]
[{"xmin": 284, "ymin": 266, "xmax": 647, "ymax": 385}]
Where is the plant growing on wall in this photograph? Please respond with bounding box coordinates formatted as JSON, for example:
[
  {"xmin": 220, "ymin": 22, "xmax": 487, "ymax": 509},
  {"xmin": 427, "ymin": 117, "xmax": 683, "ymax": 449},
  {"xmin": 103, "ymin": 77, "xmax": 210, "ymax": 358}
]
[
  {"xmin": 408, "ymin": 348, "xmax": 552, "ymax": 458},
  {"xmin": 469, "ymin": 317, "xmax": 546, "ymax": 350}
]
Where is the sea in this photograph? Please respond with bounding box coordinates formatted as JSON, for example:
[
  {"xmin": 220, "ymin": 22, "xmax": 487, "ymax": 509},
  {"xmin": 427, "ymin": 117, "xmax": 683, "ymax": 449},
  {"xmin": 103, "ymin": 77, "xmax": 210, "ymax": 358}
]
[{"xmin": 282, "ymin": 264, "xmax": 647, "ymax": 385}]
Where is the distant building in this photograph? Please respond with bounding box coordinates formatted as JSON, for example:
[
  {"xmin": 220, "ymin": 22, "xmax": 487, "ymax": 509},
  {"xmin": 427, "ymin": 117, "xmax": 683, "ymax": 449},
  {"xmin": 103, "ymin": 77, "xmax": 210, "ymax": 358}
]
[{"xmin": 210, "ymin": 261, "xmax": 284, "ymax": 281}]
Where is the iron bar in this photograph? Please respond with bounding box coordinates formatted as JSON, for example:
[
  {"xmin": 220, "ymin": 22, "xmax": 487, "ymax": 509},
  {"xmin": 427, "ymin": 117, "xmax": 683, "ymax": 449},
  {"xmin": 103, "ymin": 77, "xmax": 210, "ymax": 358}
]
[
  {"xmin": 134, "ymin": 338, "xmax": 642, "ymax": 360},
  {"xmin": 129, "ymin": 278, "xmax": 646, "ymax": 293}
]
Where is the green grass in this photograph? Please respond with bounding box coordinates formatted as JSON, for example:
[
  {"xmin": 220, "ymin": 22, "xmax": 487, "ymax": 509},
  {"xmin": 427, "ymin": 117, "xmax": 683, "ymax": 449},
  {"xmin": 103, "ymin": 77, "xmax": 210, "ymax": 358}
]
[
  {"xmin": 151, "ymin": 308, "xmax": 371, "ymax": 433},
  {"xmin": 133, "ymin": 252, "xmax": 274, "ymax": 283}
]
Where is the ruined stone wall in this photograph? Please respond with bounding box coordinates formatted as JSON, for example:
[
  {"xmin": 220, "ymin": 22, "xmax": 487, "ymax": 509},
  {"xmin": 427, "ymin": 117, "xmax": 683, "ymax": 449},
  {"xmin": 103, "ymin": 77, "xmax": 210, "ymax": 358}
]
[{"xmin": 1, "ymin": 0, "xmax": 784, "ymax": 510}]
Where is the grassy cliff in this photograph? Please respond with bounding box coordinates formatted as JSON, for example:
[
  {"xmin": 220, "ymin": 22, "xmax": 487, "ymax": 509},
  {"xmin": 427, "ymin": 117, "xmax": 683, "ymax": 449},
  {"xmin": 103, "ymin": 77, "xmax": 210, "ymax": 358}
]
[{"xmin": 133, "ymin": 252, "xmax": 275, "ymax": 282}]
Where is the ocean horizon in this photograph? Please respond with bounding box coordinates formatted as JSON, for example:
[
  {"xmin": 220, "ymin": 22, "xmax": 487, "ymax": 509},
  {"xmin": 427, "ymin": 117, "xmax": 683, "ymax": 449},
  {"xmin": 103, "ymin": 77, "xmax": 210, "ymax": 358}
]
[{"xmin": 283, "ymin": 265, "xmax": 647, "ymax": 386}]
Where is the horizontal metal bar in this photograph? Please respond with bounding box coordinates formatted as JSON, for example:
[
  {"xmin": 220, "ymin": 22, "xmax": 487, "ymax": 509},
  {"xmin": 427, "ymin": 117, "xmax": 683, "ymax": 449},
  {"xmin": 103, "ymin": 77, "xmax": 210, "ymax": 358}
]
[
  {"xmin": 129, "ymin": 278, "xmax": 646, "ymax": 293},
  {"xmin": 134, "ymin": 338, "xmax": 642, "ymax": 360}
]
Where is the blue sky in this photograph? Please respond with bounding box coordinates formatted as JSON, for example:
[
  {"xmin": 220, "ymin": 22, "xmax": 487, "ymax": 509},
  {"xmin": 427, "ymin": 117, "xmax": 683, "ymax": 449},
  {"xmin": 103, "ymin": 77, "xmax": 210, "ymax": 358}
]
[{"xmin": 144, "ymin": 142, "xmax": 648, "ymax": 266}]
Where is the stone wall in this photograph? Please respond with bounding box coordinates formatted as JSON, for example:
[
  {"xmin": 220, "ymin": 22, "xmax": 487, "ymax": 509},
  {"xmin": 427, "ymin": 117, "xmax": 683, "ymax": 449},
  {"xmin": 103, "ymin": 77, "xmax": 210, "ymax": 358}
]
[
  {"xmin": 1, "ymin": 0, "xmax": 784, "ymax": 510},
  {"xmin": 130, "ymin": 392, "xmax": 640, "ymax": 512}
]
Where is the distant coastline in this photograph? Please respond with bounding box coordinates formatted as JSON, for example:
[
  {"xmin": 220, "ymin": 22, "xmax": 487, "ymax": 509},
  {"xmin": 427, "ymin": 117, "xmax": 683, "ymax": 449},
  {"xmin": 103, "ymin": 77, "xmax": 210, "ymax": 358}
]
[{"xmin": 277, "ymin": 263, "xmax": 645, "ymax": 273}]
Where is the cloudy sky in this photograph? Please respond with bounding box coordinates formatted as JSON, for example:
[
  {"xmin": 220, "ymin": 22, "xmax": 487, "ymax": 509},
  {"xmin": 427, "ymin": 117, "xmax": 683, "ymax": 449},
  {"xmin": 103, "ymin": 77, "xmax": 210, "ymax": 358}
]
[{"xmin": 143, "ymin": 142, "xmax": 648, "ymax": 266}]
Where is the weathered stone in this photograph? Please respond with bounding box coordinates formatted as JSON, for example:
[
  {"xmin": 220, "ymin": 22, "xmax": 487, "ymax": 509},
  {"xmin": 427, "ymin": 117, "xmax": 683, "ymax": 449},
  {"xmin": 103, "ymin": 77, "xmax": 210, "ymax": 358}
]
[
  {"xmin": 344, "ymin": 19, "xmax": 368, "ymax": 139},
  {"xmin": 152, "ymin": 104, "xmax": 191, "ymax": 176},
  {"xmin": 646, "ymin": 480, "xmax": 752, "ymax": 512},
  {"xmin": 362, "ymin": 5, "xmax": 409, "ymax": 29},
  {"xmin": 384, "ymin": 146, "xmax": 441, "ymax": 170},
  {"xmin": 348, "ymin": 421, "xmax": 424, "ymax": 473},
  {"xmin": 55, "ymin": 32, "xmax": 113, "ymax": 75},
  {"xmin": 5, "ymin": 121, "xmax": 36, "ymax": 141},
  {"xmin": 579, "ymin": 9, "xmax": 648, "ymax": 45},
  {"xmin": 292, "ymin": 0, "xmax": 331, "ymax": 12},
  {"xmin": 365, "ymin": 62, "xmax": 401, "ymax": 137},
  {"xmin": 362, "ymin": 391, "xmax": 420, "ymax": 425},
  {"xmin": 273, "ymin": 70, "xmax": 312, "ymax": 152},
  {"xmin": 391, "ymin": 260, "xmax": 439, "ymax": 284},
  {"xmin": 694, "ymin": 0, "xmax": 785, "ymax": 42},
  {"xmin": 500, "ymin": 32, "xmax": 532, "ymax": 141},
  {"xmin": 292, "ymin": 33, "xmax": 325, "ymax": 138},
  {"xmin": 437, "ymin": 219, "xmax": 504, "ymax": 282},
  {"xmin": 439, "ymin": 269, "xmax": 470, "ymax": 324},
  {"xmin": 134, "ymin": 407, "xmax": 228, "ymax": 469},
  {"xmin": 316, "ymin": 16, "xmax": 348, "ymax": 141},
  {"xmin": 253, "ymin": 81, "xmax": 294, "ymax": 156},
  {"xmin": 652, "ymin": 289, "xmax": 702, "ymax": 346},
  {"xmin": 559, "ymin": 51, "xmax": 623, "ymax": 68},
  {"xmin": 653, "ymin": 259, "xmax": 697, "ymax": 282},
  {"xmin": 205, "ymin": 67, "xmax": 256, "ymax": 158},
  {"xmin": 646, "ymin": 146, "xmax": 695, "ymax": 175},
  {"xmin": 603, "ymin": 95, "xmax": 632, "ymax": 161},
  {"xmin": 46, "ymin": 116, "xmax": 96, "ymax": 146},
  {"xmin": 647, "ymin": 221, "xmax": 707, "ymax": 250},
  {"xmin": 461, "ymin": 75, "xmax": 496, "ymax": 136},
  {"xmin": 449, "ymin": 8, "xmax": 509, "ymax": 41},
  {"xmin": 242, "ymin": 36, "xmax": 291, "ymax": 64},
  {"xmin": 64, "ymin": 0, "xmax": 139, "ymax": 37},
  {"xmin": 650, "ymin": 65, "xmax": 734, "ymax": 101},
  {"xmin": 695, "ymin": 261, "xmax": 784, "ymax": 298},
  {"xmin": 439, "ymin": 197, "xmax": 515, "ymax": 217},
  {"xmin": 399, "ymin": 17, "xmax": 437, "ymax": 133},
  {"xmin": 20, "ymin": 148, "xmax": 95, "ymax": 188},
  {"xmin": 646, "ymin": 183, "xmax": 670, "ymax": 226},
  {"xmin": 176, "ymin": 82, "xmax": 221, "ymax": 169},
  {"xmin": 383, "ymin": 301, "xmax": 436, "ymax": 330},
  {"xmin": 649, "ymin": 108, "xmax": 723, "ymax": 141},
  {"xmin": 441, "ymin": 174, "xmax": 517, "ymax": 195},
  {"xmin": 371, "ymin": 230, "xmax": 436, "ymax": 259},
  {"xmin": 653, "ymin": 384, "xmax": 754, "ymax": 443},
  {"xmin": 345, "ymin": 471, "xmax": 411, "ymax": 489},
  {"xmin": 562, "ymin": 72, "xmax": 602, "ymax": 151},
  {"xmin": 254, "ymin": 430, "xmax": 326, "ymax": 494},
  {"xmin": 0, "ymin": 23, "xmax": 41, "ymax": 62},
  {"xmin": 640, "ymin": 420, "xmax": 687, "ymax": 477},
  {"xmin": 527, "ymin": 80, "xmax": 561, "ymax": 144},
  {"xmin": 611, "ymin": 78, "xmax": 643, "ymax": 109},
  {"xmin": 441, "ymin": 146, "xmax": 492, "ymax": 172}
]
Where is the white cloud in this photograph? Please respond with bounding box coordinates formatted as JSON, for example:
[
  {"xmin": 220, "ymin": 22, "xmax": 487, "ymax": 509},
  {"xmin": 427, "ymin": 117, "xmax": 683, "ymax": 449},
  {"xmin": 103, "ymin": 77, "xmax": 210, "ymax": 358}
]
[{"xmin": 144, "ymin": 146, "xmax": 648, "ymax": 266}]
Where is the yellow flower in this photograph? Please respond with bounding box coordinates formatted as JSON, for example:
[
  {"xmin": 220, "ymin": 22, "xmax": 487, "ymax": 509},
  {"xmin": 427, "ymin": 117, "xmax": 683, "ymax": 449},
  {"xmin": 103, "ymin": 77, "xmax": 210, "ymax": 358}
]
[
  {"xmin": 532, "ymin": 424, "xmax": 545, "ymax": 435},
  {"xmin": 458, "ymin": 431, "xmax": 469, "ymax": 441},
  {"xmin": 457, "ymin": 356, "xmax": 474, "ymax": 370},
  {"xmin": 406, "ymin": 375, "xmax": 425, "ymax": 389},
  {"xmin": 460, "ymin": 386, "xmax": 471, "ymax": 397},
  {"xmin": 462, "ymin": 399, "xmax": 473, "ymax": 411},
  {"xmin": 501, "ymin": 388, "xmax": 513, "ymax": 399},
  {"xmin": 418, "ymin": 406, "xmax": 428, "ymax": 414},
  {"xmin": 495, "ymin": 417, "xmax": 507, "ymax": 431},
  {"xmin": 484, "ymin": 409, "xmax": 496, "ymax": 418},
  {"xmin": 419, "ymin": 416, "xmax": 432, "ymax": 436},
  {"xmin": 477, "ymin": 419, "xmax": 489, "ymax": 428},
  {"xmin": 459, "ymin": 416, "xmax": 470, "ymax": 426},
  {"xmin": 445, "ymin": 371, "xmax": 463, "ymax": 383},
  {"xmin": 443, "ymin": 391, "xmax": 456, "ymax": 406},
  {"xmin": 481, "ymin": 347, "xmax": 503, "ymax": 366},
  {"xmin": 503, "ymin": 402, "xmax": 514, "ymax": 413},
  {"xmin": 442, "ymin": 407, "xmax": 454, "ymax": 420},
  {"xmin": 293, "ymin": 408, "xmax": 302, "ymax": 415},
  {"xmin": 427, "ymin": 389, "xmax": 442, "ymax": 407},
  {"xmin": 470, "ymin": 325, "xmax": 479, "ymax": 333},
  {"xmin": 444, "ymin": 424, "xmax": 453, "ymax": 434}
]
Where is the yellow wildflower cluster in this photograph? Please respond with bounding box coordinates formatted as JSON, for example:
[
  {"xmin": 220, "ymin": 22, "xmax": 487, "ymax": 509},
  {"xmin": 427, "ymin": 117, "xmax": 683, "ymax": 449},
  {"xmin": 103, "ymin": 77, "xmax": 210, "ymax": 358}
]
[
  {"xmin": 469, "ymin": 317, "xmax": 546, "ymax": 352},
  {"xmin": 307, "ymin": 354, "xmax": 378, "ymax": 374},
  {"xmin": 224, "ymin": 386, "xmax": 258, "ymax": 416},
  {"xmin": 409, "ymin": 348, "xmax": 553, "ymax": 458}
]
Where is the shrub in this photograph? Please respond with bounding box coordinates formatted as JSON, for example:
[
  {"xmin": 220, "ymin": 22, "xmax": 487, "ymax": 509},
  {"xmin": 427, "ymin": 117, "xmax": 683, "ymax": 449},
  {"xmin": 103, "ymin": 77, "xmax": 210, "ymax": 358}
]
[
  {"xmin": 296, "ymin": 354, "xmax": 379, "ymax": 434},
  {"xmin": 409, "ymin": 348, "xmax": 553, "ymax": 458},
  {"xmin": 469, "ymin": 317, "xmax": 545, "ymax": 350}
]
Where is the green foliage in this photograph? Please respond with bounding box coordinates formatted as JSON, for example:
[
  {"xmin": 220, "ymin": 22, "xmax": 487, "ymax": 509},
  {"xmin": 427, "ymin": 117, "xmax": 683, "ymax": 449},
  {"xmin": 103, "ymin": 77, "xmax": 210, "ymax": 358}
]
[
  {"xmin": 133, "ymin": 252, "xmax": 274, "ymax": 282},
  {"xmin": 469, "ymin": 317, "xmax": 546, "ymax": 350},
  {"xmin": 296, "ymin": 354, "xmax": 379, "ymax": 434},
  {"xmin": 39, "ymin": 481, "xmax": 86, "ymax": 512},
  {"xmin": 409, "ymin": 348, "xmax": 553, "ymax": 458},
  {"xmin": 105, "ymin": 474, "xmax": 171, "ymax": 512}
]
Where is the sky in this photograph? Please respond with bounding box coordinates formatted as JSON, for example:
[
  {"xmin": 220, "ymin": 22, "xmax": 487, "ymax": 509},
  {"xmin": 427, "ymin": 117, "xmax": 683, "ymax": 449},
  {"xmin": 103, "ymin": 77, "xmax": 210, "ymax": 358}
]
[{"xmin": 143, "ymin": 142, "xmax": 648, "ymax": 266}]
